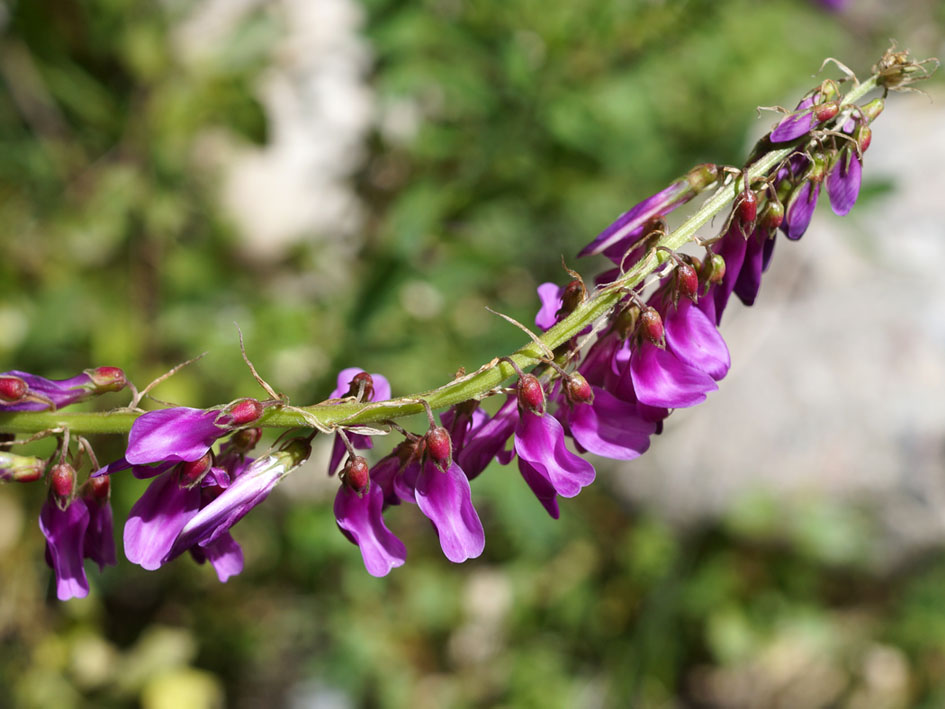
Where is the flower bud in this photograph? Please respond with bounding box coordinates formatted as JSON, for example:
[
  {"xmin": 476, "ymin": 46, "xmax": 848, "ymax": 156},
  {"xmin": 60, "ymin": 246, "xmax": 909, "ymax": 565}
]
[
  {"xmin": 342, "ymin": 456, "xmax": 370, "ymax": 494},
  {"xmin": 558, "ymin": 279, "xmax": 587, "ymax": 319},
  {"xmin": 230, "ymin": 426, "xmax": 263, "ymax": 452},
  {"xmin": 760, "ymin": 200, "xmax": 785, "ymax": 231},
  {"xmin": 819, "ymin": 80, "xmax": 840, "ymax": 101},
  {"xmin": 425, "ymin": 426, "xmax": 452, "ymax": 471},
  {"xmin": 0, "ymin": 376, "xmax": 28, "ymax": 403},
  {"xmin": 347, "ymin": 372, "xmax": 374, "ymax": 401},
  {"xmin": 639, "ymin": 308, "xmax": 664, "ymax": 344},
  {"xmin": 0, "ymin": 451, "xmax": 45, "ymax": 483},
  {"xmin": 855, "ymin": 124, "xmax": 872, "ymax": 153},
  {"xmin": 861, "ymin": 97, "xmax": 884, "ymax": 123},
  {"xmin": 50, "ymin": 462, "xmax": 76, "ymax": 501},
  {"xmin": 614, "ymin": 306, "xmax": 639, "ymax": 339},
  {"xmin": 517, "ymin": 374, "xmax": 545, "ymax": 415},
  {"xmin": 84, "ymin": 474, "xmax": 110, "ymax": 501},
  {"xmin": 705, "ymin": 254, "xmax": 726, "ymax": 285},
  {"xmin": 676, "ymin": 263, "xmax": 699, "ymax": 302},
  {"xmin": 87, "ymin": 366, "xmax": 127, "ymax": 393},
  {"xmin": 222, "ymin": 398, "xmax": 263, "ymax": 426},
  {"xmin": 686, "ymin": 163, "xmax": 719, "ymax": 193},
  {"xmin": 565, "ymin": 373, "xmax": 594, "ymax": 405},
  {"xmin": 737, "ymin": 189, "xmax": 757, "ymax": 225},
  {"xmin": 813, "ymin": 101, "xmax": 839, "ymax": 124},
  {"xmin": 179, "ymin": 452, "xmax": 213, "ymax": 487}
]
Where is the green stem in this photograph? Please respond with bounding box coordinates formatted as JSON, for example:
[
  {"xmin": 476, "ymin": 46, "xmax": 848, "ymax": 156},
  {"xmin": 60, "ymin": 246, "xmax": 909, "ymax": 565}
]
[{"xmin": 0, "ymin": 76, "xmax": 879, "ymax": 438}]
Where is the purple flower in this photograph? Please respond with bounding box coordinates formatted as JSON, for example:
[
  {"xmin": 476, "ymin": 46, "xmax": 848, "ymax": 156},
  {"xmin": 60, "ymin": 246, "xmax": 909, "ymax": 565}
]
[
  {"xmin": 327, "ymin": 368, "xmax": 391, "ymax": 475},
  {"xmin": 125, "ymin": 399, "xmax": 263, "ymax": 466},
  {"xmin": 566, "ymin": 386, "xmax": 655, "ymax": 461},
  {"xmin": 826, "ymin": 149, "xmax": 862, "ymax": 216},
  {"xmin": 456, "ymin": 396, "xmax": 517, "ymax": 479},
  {"xmin": 415, "ymin": 459, "xmax": 485, "ymax": 563},
  {"xmin": 40, "ymin": 496, "xmax": 90, "ymax": 601},
  {"xmin": 664, "ymin": 298, "xmax": 730, "ymax": 380},
  {"xmin": 1, "ymin": 367, "xmax": 127, "ymax": 411},
  {"xmin": 514, "ymin": 408, "xmax": 595, "ymax": 501},
  {"xmin": 82, "ymin": 477, "xmax": 117, "ymax": 572},
  {"xmin": 535, "ymin": 282, "xmax": 563, "ymax": 331},
  {"xmin": 334, "ymin": 482, "xmax": 407, "ymax": 577},
  {"xmin": 783, "ymin": 180, "xmax": 821, "ymax": 240},
  {"xmin": 770, "ymin": 97, "xmax": 817, "ymax": 143},
  {"xmin": 579, "ymin": 164, "xmax": 718, "ymax": 260},
  {"xmin": 629, "ymin": 340, "xmax": 717, "ymax": 409}
]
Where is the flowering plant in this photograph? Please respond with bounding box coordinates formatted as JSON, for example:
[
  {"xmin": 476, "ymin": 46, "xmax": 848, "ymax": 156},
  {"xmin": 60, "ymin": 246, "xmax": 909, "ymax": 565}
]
[{"xmin": 0, "ymin": 47, "xmax": 936, "ymax": 600}]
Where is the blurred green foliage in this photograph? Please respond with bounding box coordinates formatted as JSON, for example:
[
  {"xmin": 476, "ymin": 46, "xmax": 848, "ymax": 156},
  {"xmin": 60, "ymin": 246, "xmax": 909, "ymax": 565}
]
[{"xmin": 1, "ymin": 0, "xmax": 943, "ymax": 706}]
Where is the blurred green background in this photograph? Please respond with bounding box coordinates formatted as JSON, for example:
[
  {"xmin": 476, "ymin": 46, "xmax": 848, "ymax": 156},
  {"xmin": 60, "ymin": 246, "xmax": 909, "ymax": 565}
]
[{"xmin": 1, "ymin": 0, "xmax": 944, "ymax": 707}]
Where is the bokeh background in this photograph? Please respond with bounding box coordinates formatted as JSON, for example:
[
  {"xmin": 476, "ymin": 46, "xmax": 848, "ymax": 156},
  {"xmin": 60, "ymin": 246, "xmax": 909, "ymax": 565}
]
[{"xmin": 1, "ymin": 0, "xmax": 944, "ymax": 706}]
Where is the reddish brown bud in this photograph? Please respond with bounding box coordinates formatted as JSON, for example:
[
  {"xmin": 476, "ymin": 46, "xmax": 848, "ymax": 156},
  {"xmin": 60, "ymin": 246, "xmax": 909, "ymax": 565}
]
[
  {"xmin": 517, "ymin": 374, "xmax": 545, "ymax": 414},
  {"xmin": 856, "ymin": 125, "xmax": 872, "ymax": 153},
  {"xmin": 179, "ymin": 452, "xmax": 213, "ymax": 486},
  {"xmin": 813, "ymin": 101, "xmax": 839, "ymax": 124},
  {"xmin": 85, "ymin": 474, "xmax": 110, "ymax": 500},
  {"xmin": 343, "ymin": 456, "xmax": 370, "ymax": 493},
  {"xmin": 639, "ymin": 308, "xmax": 664, "ymax": 344},
  {"xmin": 0, "ymin": 376, "xmax": 28, "ymax": 403},
  {"xmin": 223, "ymin": 398, "xmax": 263, "ymax": 426},
  {"xmin": 760, "ymin": 200, "xmax": 785, "ymax": 231},
  {"xmin": 737, "ymin": 189, "xmax": 758, "ymax": 225},
  {"xmin": 425, "ymin": 426, "xmax": 452, "ymax": 470},
  {"xmin": 676, "ymin": 263, "xmax": 699, "ymax": 301},
  {"xmin": 347, "ymin": 372, "xmax": 375, "ymax": 401},
  {"xmin": 558, "ymin": 279, "xmax": 587, "ymax": 319},
  {"xmin": 566, "ymin": 373, "xmax": 594, "ymax": 405},
  {"xmin": 50, "ymin": 463, "xmax": 76, "ymax": 499},
  {"xmin": 87, "ymin": 366, "xmax": 127, "ymax": 392},
  {"xmin": 230, "ymin": 427, "xmax": 263, "ymax": 452}
]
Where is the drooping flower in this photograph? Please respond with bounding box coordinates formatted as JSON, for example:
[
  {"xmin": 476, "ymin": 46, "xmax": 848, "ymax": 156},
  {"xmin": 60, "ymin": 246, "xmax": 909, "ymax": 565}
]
[
  {"xmin": 82, "ymin": 475, "xmax": 117, "ymax": 572},
  {"xmin": 414, "ymin": 458, "xmax": 485, "ymax": 563},
  {"xmin": 825, "ymin": 147, "xmax": 862, "ymax": 216},
  {"xmin": 39, "ymin": 463, "xmax": 91, "ymax": 601},
  {"xmin": 334, "ymin": 455, "xmax": 407, "ymax": 576}
]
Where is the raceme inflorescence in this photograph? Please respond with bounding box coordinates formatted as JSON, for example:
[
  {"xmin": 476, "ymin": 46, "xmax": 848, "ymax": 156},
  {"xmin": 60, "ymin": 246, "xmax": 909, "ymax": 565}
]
[{"xmin": 0, "ymin": 47, "xmax": 936, "ymax": 600}]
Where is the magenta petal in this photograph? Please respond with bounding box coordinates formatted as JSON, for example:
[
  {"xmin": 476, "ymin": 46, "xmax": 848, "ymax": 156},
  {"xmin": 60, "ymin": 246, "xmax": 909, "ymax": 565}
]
[
  {"xmin": 535, "ymin": 283, "xmax": 563, "ymax": 331},
  {"xmin": 517, "ymin": 458, "xmax": 560, "ymax": 519},
  {"xmin": 393, "ymin": 460, "xmax": 421, "ymax": 504},
  {"xmin": 39, "ymin": 498, "xmax": 91, "ymax": 601},
  {"xmin": 826, "ymin": 151, "xmax": 861, "ymax": 216},
  {"xmin": 457, "ymin": 396, "xmax": 517, "ymax": 479},
  {"xmin": 784, "ymin": 181, "xmax": 821, "ymax": 241},
  {"xmin": 334, "ymin": 484, "xmax": 407, "ymax": 577},
  {"xmin": 569, "ymin": 387, "xmax": 655, "ymax": 460},
  {"xmin": 328, "ymin": 435, "xmax": 346, "ymax": 476},
  {"xmin": 665, "ymin": 299, "xmax": 730, "ymax": 380},
  {"xmin": 331, "ymin": 368, "xmax": 391, "ymax": 401},
  {"xmin": 124, "ymin": 472, "xmax": 201, "ymax": 570},
  {"xmin": 733, "ymin": 228, "xmax": 769, "ymax": 307},
  {"xmin": 770, "ymin": 110, "xmax": 815, "ymax": 142},
  {"xmin": 125, "ymin": 408, "xmax": 224, "ymax": 465},
  {"xmin": 83, "ymin": 499, "xmax": 117, "ymax": 572},
  {"xmin": 514, "ymin": 411, "xmax": 595, "ymax": 497},
  {"xmin": 712, "ymin": 225, "xmax": 749, "ymax": 324},
  {"xmin": 415, "ymin": 461, "xmax": 484, "ymax": 563},
  {"xmin": 202, "ymin": 533, "xmax": 244, "ymax": 583},
  {"xmin": 630, "ymin": 341, "xmax": 717, "ymax": 408}
]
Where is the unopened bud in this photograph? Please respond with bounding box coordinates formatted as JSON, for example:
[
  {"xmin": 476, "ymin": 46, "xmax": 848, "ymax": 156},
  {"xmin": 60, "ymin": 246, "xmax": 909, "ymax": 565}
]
[
  {"xmin": 706, "ymin": 254, "xmax": 726, "ymax": 285},
  {"xmin": 222, "ymin": 398, "xmax": 263, "ymax": 426},
  {"xmin": 737, "ymin": 189, "xmax": 757, "ymax": 225},
  {"xmin": 0, "ymin": 451, "xmax": 45, "ymax": 483},
  {"xmin": 558, "ymin": 280, "xmax": 587, "ymax": 319},
  {"xmin": 50, "ymin": 463, "xmax": 76, "ymax": 500},
  {"xmin": 87, "ymin": 366, "xmax": 127, "ymax": 393},
  {"xmin": 614, "ymin": 307, "xmax": 639, "ymax": 339},
  {"xmin": 566, "ymin": 373, "xmax": 594, "ymax": 405},
  {"xmin": 813, "ymin": 101, "xmax": 839, "ymax": 124},
  {"xmin": 0, "ymin": 376, "xmax": 28, "ymax": 403},
  {"xmin": 179, "ymin": 452, "xmax": 213, "ymax": 487},
  {"xmin": 861, "ymin": 97, "xmax": 884, "ymax": 123},
  {"xmin": 342, "ymin": 456, "xmax": 370, "ymax": 493},
  {"xmin": 819, "ymin": 80, "xmax": 840, "ymax": 101},
  {"xmin": 85, "ymin": 474, "xmax": 110, "ymax": 500},
  {"xmin": 517, "ymin": 374, "xmax": 545, "ymax": 414},
  {"xmin": 855, "ymin": 124, "xmax": 872, "ymax": 153},
  {"xmin": 760, "ymin": 200, "xmax": 785, "ymax": 231},
  {"xmin": 639, "ymin": 308, "xmax": 664, "ymax": 344},
  {"xmin": 230, "ymin": 427, "xmax": 263, "ymax": 452},
  {"xmin": 676, "ymin": 263, "xmax": 699, "ymax": 301},
  {"xmin": 347, "ymin": 372, "xmax": 374, "ymax": 401},
  {"xmin": 425, "ymin": 427, "xmax": 452, "ymax": 470},
  {"xmin": 687, "ymin": 164, "xmax": 719, "ymax": 193}
]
